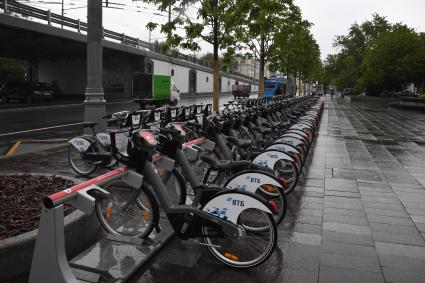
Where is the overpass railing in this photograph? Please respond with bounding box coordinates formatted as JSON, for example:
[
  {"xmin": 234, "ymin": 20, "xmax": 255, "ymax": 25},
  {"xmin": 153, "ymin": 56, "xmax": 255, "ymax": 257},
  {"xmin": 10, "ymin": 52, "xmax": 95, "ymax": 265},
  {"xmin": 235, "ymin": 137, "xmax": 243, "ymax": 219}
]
[{"xmin": 0, "ymin": 0, "xmax": 259, "ymax": 83}]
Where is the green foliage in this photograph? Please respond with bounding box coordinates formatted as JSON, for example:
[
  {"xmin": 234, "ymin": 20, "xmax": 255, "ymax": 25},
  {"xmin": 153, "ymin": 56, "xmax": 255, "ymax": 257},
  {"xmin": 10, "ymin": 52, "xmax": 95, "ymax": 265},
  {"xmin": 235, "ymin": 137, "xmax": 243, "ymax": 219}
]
[
  {"xmin": 323, "ymin": 14, "xmax": 425, "ymax": 95},
  {"xmin": 271, "ymin": 19, "xmax": 322, "ymax": 82},
  {"xmin": 0, "ymin": 57, "xmax": 27, "ymax": 83},
  {"xmin": 199, "ymin": 52, "xmax": 238, "ymax": 72},
  {"xmin": 361, "ymin": 25, "xmax": 425, "ymax": 94}
]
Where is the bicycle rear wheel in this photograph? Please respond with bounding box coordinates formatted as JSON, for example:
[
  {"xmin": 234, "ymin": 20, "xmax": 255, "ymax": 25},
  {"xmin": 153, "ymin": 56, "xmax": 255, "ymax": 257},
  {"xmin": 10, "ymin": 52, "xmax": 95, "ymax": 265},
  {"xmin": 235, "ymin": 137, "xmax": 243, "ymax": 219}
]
[
  {"xmin": 202, "ymin": 209, "xmax": 277, "ymax": 268},
  {"xmin": 96, "ymin": 181, "xmax": 159, "ymax": 238},
  {"xmin": 68, "ymin": 144, "xmax": 97, "ymax": 176}
]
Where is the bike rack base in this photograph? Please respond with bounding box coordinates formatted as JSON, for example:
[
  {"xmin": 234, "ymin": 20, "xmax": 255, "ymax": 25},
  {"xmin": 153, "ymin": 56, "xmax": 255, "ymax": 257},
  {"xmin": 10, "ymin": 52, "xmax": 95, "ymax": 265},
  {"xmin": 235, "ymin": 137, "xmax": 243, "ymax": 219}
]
[{"xmin": 69, "ymin": 215, "xmax": 174, "ymax": 282}]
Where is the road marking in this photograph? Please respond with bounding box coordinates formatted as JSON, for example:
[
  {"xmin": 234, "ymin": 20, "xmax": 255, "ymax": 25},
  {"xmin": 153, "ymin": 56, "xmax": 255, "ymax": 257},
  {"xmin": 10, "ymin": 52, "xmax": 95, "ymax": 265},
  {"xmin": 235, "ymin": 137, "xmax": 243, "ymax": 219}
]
[
  {"xmin": 0, "ymin": 122, "xmax": 86, "ymax": 138},
  {"xmin": 6, "ymin": 140, "xmax": 22, "ymax": 156}
]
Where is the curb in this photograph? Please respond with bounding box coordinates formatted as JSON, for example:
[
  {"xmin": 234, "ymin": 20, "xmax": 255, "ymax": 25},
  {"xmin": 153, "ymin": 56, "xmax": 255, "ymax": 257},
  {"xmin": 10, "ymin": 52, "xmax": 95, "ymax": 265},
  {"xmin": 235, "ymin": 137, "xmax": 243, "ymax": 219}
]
[{"xmin": 0, "ymin": 100, "xmax": 135, "ymax": 114}]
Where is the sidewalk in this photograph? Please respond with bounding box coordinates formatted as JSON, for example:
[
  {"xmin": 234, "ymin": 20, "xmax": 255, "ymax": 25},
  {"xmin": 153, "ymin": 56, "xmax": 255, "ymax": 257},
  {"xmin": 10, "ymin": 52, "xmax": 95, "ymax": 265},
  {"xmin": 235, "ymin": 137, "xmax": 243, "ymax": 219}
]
[
  {"xmin": 129, "ymin": 97, "xmax": 425, "ymax": 283},
  {"xmin": 1, "ymin": 96, "xmax": 425, "ymax": 282}
]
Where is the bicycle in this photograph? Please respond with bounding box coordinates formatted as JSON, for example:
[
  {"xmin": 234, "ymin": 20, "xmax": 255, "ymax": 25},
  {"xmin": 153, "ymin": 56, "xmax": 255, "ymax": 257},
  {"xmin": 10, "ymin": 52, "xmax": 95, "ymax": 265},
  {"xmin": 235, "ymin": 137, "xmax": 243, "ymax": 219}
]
[{"xmin": 95, "ymin": 121, "xmax": 278, "ymax": 268}]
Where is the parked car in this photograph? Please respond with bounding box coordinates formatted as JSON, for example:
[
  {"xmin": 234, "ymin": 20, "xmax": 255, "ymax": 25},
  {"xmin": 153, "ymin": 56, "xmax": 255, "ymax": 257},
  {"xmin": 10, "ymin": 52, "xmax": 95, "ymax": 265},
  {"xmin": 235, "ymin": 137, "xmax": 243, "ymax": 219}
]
[
  {"xmin": 232, "ymin": 84, "xmax": 251, "ymax": 99},
  {"xmin": 0, "ymin": 82, "xmax": 54, "ymax": 103}
]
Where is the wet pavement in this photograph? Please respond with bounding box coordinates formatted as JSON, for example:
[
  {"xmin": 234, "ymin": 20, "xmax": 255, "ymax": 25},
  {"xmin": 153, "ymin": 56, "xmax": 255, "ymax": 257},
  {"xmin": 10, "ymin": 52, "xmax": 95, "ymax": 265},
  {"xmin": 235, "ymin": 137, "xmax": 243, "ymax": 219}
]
[
  {"xmin": 129, "ymin": 97, "xmax": 425, "ymax": 283},
  {"xmin": 1, "ymin": 96, "xmax": 425, "ymax": 282}
]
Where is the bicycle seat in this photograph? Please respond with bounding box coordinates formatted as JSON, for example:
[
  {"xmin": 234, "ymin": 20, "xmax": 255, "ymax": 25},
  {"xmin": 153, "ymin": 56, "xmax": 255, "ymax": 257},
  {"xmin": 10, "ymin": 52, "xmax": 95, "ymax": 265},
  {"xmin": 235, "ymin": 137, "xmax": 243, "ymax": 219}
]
[
  {"xmin": 82, "ymin": 122, "xmax": 98, "ymax": 128},
  {"xmin": 226, "ymin": 136, "xmax": 252, "ymax": 149}
]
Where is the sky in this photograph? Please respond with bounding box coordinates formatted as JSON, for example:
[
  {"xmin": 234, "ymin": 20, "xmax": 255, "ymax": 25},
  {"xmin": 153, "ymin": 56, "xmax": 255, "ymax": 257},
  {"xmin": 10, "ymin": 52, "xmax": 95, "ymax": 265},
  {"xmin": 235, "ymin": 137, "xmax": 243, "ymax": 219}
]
[
  {"xmin": 19, "ymin": 0, "xmax": 425, "ymax": 60},
  {"xmin": 295, "ymin": 0, "xmax": 425, "ymax": 59}
]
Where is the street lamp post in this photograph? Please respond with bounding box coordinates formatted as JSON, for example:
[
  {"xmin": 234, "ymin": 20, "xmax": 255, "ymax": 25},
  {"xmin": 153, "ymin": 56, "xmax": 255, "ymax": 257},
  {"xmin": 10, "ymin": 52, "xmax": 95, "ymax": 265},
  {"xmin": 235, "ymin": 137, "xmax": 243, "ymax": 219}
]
[{"xmin": 84, "ymin": 0, "xmax": 106, "ymax": 131}]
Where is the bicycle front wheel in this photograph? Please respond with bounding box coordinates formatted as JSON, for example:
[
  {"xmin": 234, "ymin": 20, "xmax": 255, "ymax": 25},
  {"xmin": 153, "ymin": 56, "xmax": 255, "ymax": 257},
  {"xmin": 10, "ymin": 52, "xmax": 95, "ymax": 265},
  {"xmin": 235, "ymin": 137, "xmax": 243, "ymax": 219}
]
[
  {"xmin": 274, "ymin": 159, "xmax": 299, "ymax": 194},
  {"xmin": 96, "ymin": 181, "xmax": 159, "ymax": 238},
  {"xmin": 202, "ymin": 209, "xmax": 277, "ymax": 268}
]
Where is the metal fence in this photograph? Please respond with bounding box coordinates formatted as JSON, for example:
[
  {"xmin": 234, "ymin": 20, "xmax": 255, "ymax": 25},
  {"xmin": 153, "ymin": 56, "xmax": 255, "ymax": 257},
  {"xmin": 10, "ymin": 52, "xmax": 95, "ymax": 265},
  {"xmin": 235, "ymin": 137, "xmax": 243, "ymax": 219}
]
[{"xmin": 0, "ymin": 0, "xmax": 258, "ymax": 83}]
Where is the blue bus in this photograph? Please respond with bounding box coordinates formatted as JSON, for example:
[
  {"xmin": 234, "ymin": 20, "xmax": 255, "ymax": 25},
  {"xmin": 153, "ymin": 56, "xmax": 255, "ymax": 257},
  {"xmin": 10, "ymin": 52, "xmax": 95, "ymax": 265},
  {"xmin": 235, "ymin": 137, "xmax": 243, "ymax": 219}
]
[{"xmin": 264, "ymin": 77, "xmax": 292, "ymax": 97}]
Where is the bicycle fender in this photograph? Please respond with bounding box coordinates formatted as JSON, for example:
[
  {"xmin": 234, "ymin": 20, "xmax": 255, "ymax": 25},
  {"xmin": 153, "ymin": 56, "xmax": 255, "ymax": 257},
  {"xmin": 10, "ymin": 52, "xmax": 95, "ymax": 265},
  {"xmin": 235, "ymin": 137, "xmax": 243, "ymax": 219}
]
[
  {"xmin": 223, "ymin": 171, "xmax": 283, "ymax": 193},
  {"xmin": 290, "ymin": 123, "xmax": 313, "ymax": 131},
  {"xmin": 202, "ymin": 191, "xmax": 273, "ymax": 224},
  {"xmin": 68, "ymin": 137, "xmax": 93, "ymax": 153},
  {"xmin": 274, "ymin": 137, "xmax": 305, "ymax": 147},
  {"xmin": 252, "ymin": 150, "xmax": 294, "ymax": 169},
  {"xmin": 96, "ymin": 133, "xmax": 111, "ymax": 147},
  {"xmin": 266, "ymin": 143, "xmax": 299, "ymax": 155}
]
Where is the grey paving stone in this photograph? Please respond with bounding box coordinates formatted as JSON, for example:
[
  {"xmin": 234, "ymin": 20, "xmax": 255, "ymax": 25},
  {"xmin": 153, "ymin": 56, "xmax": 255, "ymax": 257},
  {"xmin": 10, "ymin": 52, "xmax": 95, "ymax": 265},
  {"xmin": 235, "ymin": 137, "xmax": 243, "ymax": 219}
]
[
  {"xmin": 300, "ymin": 196, "xmax": 325, "ymax": 204},
  {"xmin": 282, "ymin": 222, "xmax": 323, "ymax": 235},
  {"xmin": 416, "ymin": 223, "xmax": 425, "ymax": 233},
  {"xmin": 324, "ymin": 207, "xmax": 366, "ymax": 217},
  {"xmin": 362, "ymin": 201, "xmax": 406, "ymax": 211},
  {"xmin": 281, "ymin": 269, "xmax": 318, "ymax": 283},
  {"xmin": 358, "ymin": 181, "xmax": 392, "ymax": 188},
  {"xmin": 323, "ymin": 222, "xmax": 371, "ymax": 235},
  {"xmin": 299, "ymin": 201, "xmax": 324, "ymax": 210},
  {"xmin": 367, "ymin": 215, "xmax": 415, "ymax": 226},
  {"xmin": 320, "ymin": 253, "xmax": 381, "ymax": 272},
  {"xmin": 303, "ymin": 178, "xmax": 325, "ymax": 188},
  {"xmin": 286, "ymin": 214, "xmax": 323, "ymax": 226},
  {"xmin": 378, "ymin": 254, "xmax": 425, "ymax": 272},
  {"xmin": 381, "ymin": 268, "xmax": 425, "ymax": 283},
  {"xmin": 322, "ymin": 231, "xmax": 374, "ymax": 246},
  {"xmin": 400, "ymin": 200, "xmax": 425, "ymax": 210},
  {"xmin": 325, "ymin": 190, "xmax": 361, "ymax": 198},
  {"xmin": 369, "ymin": 223, "xmax": 421, "ymax": 235},
  {"xmin": 372, "ymin": 231, "xmax": 425, "ymax": 246},
  {"xmin": 324, "ymin": 200, "xmax": 364, "ymax": 210},
  {"xmin": 296, "ymin": 208, "xmax": 324, "ymax": 217},
  {"xmin": 333, "ymin": 168, "xmax": 381, "ymax": 182},
  {"xmin": 405, "ymin": 207, "xmax": 425, "ymax": 216},
  {"xmin": 361, "ymin": 196, "xmax": 401, "ymax": 204},
  {"xmin": 364, "ymin": 207, "xmax": 410, "ymax": 218},
  {"xmin": 321, "ymin": 241, "xmax": 377, "ymax": 257},
  {"xmin": 375, "ymin": 242, "xmax": 425, "ymax": 258},
  {"xmin": 280, "ymin": 231, "xmax": 322, "ymax": 246},
  {"xmin": 360, "ymin": 191, "xmax": 396, "ymax": 199},
  {"xmin": 319, "ymin": 266, "xmax": 384, "ymax": 283},
  {"xmin": 323, "ymin": 214, "xmax": 369, "ymax": 226},
  {"xmin": 325, "ymin": 180, "xmax": 359, "ymax": 193}
]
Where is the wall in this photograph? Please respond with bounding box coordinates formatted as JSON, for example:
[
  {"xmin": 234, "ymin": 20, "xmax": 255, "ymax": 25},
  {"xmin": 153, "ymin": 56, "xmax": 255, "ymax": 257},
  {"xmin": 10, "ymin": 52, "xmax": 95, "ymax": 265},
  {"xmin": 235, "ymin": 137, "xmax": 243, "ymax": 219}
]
[
  {"xmin": 38, "ymin": 56, "xmax": 257, "ymax": 99},
  {"xmin": 38, "ymin": 59, "xmax": 86, "ymax": 95}
]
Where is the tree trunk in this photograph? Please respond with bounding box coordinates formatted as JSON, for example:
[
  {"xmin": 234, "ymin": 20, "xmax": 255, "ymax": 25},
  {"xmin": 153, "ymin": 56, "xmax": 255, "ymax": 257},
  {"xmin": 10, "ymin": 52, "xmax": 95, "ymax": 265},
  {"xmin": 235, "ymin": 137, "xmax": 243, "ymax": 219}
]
[
  {"xmin": 213, "ymin": 48, "xmax": 220, "ymax": 112},
  {"xmin": 285, "ymin": 70, "xmax": 289, "ymax": 96},
  {"xmin": 292, "ymin": 73, "xmax": 297, "ymax": 96},
  {"xmin": 212, "ymin": 15, "xmax": 220, "ymax": 112},
  {"xmin": 259, "ymin": 39, "xmax": 265, "ymax": 97}
]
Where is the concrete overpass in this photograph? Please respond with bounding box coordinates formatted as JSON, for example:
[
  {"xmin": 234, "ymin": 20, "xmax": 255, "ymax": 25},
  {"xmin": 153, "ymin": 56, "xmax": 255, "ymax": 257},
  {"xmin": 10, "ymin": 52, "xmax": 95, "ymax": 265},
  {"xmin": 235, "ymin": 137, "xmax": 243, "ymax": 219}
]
[{"xmin": 0, "ymin": 0, "xmax": 258, "ymax": 101}]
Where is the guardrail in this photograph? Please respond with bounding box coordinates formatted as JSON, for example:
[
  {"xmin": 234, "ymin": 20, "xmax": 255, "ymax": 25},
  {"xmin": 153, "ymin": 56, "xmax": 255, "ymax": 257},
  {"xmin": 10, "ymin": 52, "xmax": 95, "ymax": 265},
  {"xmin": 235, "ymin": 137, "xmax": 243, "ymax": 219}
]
[{"xmin": 0, "ymin": 0, "xmax": 258, "ymax": 83}]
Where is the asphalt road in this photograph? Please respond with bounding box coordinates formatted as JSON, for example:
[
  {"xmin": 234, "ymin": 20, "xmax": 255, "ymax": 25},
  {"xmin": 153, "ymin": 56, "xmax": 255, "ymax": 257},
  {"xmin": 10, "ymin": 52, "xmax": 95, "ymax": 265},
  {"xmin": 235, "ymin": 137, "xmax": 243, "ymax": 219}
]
[{"xmin": 0, "ymin": 95, "xmax": 234, "ymax": 145}]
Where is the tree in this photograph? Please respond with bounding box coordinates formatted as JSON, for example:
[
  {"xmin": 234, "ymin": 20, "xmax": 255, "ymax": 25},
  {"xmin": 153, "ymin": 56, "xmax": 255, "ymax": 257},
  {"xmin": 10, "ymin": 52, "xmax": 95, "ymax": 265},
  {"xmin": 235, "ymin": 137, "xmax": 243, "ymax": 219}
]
[
  {"xmin": 271, "ymin": 19, "xmax": 321, "ymax": 95},
  {"xmin": 0, "ymin": 57, "xmax": 27, "ymax": 83},
  {"xmin": 144, "ymin": 0, "xmax": 248, "ymax": 111},
  {"xmin": 235, "ymin": 0, "xmax": 300, "ymax": 97},
  {"xmin": 326, "ymin": 14, "xmax": 392, "ymax": 93},
  {"xmin": 361, "ymin": 25, "xmax": 425, "ymax": 95},
  {"xmin": 199, "ymin": 52, "xmax": 239, "ymax": 72}
]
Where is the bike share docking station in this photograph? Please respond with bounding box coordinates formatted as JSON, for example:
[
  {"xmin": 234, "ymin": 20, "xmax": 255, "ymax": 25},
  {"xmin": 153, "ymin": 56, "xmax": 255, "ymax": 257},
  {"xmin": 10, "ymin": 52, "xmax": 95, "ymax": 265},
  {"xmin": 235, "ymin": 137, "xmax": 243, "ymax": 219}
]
[
  {"xmin": 29, "ymin": 137, "xmax": 215, "ymax": 283},
  {"xmin": 28, "ymin": 166, "xmax": 175, "ymax": 283}
]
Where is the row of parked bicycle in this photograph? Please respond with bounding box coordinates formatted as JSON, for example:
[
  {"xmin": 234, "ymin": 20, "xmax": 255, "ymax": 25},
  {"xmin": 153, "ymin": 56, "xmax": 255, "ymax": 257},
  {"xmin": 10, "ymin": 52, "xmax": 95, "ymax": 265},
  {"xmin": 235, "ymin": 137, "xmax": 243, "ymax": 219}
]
[{"xmin": 67, "ymin": 95, "xmax": 324, "ymax": 269}]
